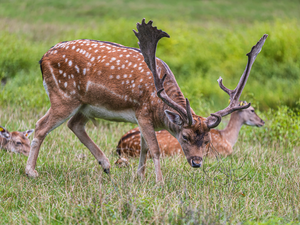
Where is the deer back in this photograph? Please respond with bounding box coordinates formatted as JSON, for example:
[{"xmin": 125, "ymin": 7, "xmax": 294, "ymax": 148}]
[{"xmin": 40, "ymin": 40, "xmax": 184, "ymax": 126}]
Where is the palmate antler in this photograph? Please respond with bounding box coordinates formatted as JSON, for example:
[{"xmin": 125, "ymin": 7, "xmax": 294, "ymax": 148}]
[
  {"xmin": 133, "ymin": 19, "xmax": 194, "ymax": 126},
  {"xmin": 206, "ymin": 34, "xmax": 268, "ymax": 128}
]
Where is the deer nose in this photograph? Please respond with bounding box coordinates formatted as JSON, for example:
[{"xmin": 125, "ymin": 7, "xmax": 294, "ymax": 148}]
[{"xmin": 191, "ymin": 160, "xmax": 201, "ymax": 167}]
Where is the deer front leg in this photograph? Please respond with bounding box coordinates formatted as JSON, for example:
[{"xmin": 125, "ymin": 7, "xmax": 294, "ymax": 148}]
[
  {"xmin": 137, "ymin": 133, "xmax": 149, "ymax": 179},
  {"xmin": 138, "ymin": 119, "xmax": 163, "ymax": 183}
]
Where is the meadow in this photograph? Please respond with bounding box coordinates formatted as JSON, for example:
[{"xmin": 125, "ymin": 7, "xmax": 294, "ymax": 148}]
[{"xmin": 0, "ymin": 0, "xmax": 300, "ymax": 224}]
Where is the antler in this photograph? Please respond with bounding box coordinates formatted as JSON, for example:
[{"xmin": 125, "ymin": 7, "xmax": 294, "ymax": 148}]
[
  {"xmin": 134, "ymin": 19, "xmax": 194, "ymax": 126},
  {"xmin": 206, "ymin": 34, "xmax": 268, "ymax": 128}
]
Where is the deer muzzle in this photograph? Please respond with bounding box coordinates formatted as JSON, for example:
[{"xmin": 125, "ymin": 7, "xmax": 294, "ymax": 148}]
[{"xmin": 189, "ymin": 156, "xmax": 203, "ymax": 168}]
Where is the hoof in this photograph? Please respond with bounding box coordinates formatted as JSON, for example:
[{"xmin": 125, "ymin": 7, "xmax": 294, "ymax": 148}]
[
  {"xmin": 104, "ymin": 168, "xmax": 110, "ymax": 174},
  {"xmin": 25, "ymin": 169, "xmax": 39, "ymax": 178}
]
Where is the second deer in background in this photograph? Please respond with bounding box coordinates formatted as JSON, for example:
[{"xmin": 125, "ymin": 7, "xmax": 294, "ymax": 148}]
[
  {"xmin": 116, "ymin": 101, "xmax": 264, "ymax": 161},
  {"xmin": 0, "ymin": 126, "xmax": 34, "ymax": 156}
]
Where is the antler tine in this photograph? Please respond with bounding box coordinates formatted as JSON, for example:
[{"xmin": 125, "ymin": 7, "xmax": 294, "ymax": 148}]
[
  {"xmin": 134, "ymin": 19, "xmax": 192, "ymax": 124},
  {"xmin": 206, "ymin": 34, "xmax": 268, "ymax": 128}
]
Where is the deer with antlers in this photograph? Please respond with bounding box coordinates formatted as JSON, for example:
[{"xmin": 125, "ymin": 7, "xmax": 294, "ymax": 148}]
[
  {"xmin": 25, "ymin": 19, "xmax": 267, "ymax": 182},
  {"xmin": 115, "ymin": 101, "xmax": 265, "ymax": 162},
  {"xmin": 0, "ymin": 126, "xmax": 34, "ymax": 156}
]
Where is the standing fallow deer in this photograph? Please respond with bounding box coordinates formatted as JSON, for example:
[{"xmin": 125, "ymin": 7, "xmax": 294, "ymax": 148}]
[
  {"xmin": 115, "ymin": 101, "xmax": 265, "ymax": 161},
  {"xmin": 0, "ymin": 126, "xmax": 34, "ymax": 156},
  {"xmin": 25, "ymin": 18, "xmax": 267, "ymax": 183}
]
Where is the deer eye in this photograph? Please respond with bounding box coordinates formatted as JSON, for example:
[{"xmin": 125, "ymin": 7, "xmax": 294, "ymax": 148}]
[
  {"xmin": 182, "ymin": 135, "xmax": 189, "ymax": 142},
  {"xmin": 251, "ymin": 110, "xmax": 255, "ymax": 113},
  {"xmin": 16, "ymin": 142, "xmax": 22, "ymax": 145}
]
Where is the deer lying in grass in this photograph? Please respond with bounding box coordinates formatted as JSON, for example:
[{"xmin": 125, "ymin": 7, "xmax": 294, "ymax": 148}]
[
  {"xmin": 0, "ymin": 126, "xmax": 34, "ymax": 156},
  {"xmin": 25, "ymin": 18, "xmax": 267, "ymax": 182},
  {"xmin": 115, "ymin": 101, "xmax": 264, "ymax": 164}
]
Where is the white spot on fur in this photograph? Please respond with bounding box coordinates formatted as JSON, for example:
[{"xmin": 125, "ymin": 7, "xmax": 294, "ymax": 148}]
[
  {"xmin": 83, "ymin": 68, "xmax": 86, "ymax": 75},
  {"xmin": 68, "ymin": 60, "xmax": 72, "ymax": 66},
  {"xmin": 64, "ymin": 82, "xmax": 67, "ymax": 88},
  {"xmin": 75, "ymin": 65, "xmax": 80, "ymax": 73}
]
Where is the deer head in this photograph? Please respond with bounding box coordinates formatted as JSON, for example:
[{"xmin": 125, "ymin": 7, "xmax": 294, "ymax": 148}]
[
  {"xmin": 236, "ymin": 101, "xmax": 265, "ymax": 127},
  {"xmin": 0, "ymin": 126, "xmax": 34, "ymax": 156},
  {"xmin": 134, "ymin": 19, "xmax": 268, "ymax": 168}
]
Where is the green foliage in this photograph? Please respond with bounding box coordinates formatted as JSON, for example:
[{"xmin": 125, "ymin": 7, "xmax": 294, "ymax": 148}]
[{"xmin": 0, "ymin": 31, "xmax": 42, "ymax": 81}]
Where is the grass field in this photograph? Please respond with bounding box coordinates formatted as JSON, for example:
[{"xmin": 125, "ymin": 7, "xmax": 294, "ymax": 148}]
[{"xmin": 0, "ymin": 0, "xmax": 300, "ymax": 224}]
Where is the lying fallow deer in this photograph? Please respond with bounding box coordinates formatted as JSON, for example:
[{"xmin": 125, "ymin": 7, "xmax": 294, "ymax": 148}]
[
  {"xmin": 0, "ymin": 126, "xmax": 34, "ymax": 156},
  {"xmin": 115, "ymin": 101, "xmax": 264, "ymax": 162},
  {"xmin": 25, "ymin": 18, "xmax": 267, "ymax": 182}
]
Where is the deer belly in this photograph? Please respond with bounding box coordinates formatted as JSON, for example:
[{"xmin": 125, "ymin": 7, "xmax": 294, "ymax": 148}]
[{"xmin": 81, "ymin": 105, "xmax": 137, "ymax": 123}]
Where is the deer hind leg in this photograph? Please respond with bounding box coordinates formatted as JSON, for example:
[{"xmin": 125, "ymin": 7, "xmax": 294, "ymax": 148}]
[
  {"xmin": 26, "ymin": 106, "xmax": 80, "ymax": 178},
  {"xmin": 138, "ymin": 119, "xmax": 163, "ymax": 183},
  {"xmin": 67, "ymin": 112, "xmax": 111, "ymax": 173}
]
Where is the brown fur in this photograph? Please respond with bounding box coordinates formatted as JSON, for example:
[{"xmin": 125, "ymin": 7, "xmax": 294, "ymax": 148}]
[{"xmin": 115, "ymin": 104, "xmax": 264, "ymax": 161}]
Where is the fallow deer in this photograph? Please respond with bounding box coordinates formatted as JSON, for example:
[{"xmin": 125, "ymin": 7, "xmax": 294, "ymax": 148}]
[
  {"xmin": 25, "ymin": 19, "xmax": 267, "ymax": 182},
  {"xmin": 0, "ymin": 126, "xmax": 34, "ymax": 156},
  {"xmin": 115, "ymin": 101, "xmax": 265, "ymax": 161}
]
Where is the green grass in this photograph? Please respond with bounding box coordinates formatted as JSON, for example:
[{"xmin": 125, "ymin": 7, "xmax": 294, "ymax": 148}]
[
  {"xmin": 0, "ymin": 108, "xmax": 299, "ymax": 224},
  {"xmin": 0, "ymin": 0, "xmax": 300, "ymax": 223}
]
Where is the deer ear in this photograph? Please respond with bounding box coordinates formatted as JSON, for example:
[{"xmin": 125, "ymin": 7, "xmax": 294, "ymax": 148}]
[
  {"xmin": 165, "ymin": 110, "xmax": 183, "ymax": 126},
  {"xmin": 0, "ymin": 126, "xmax": 11, "ymax": 139},
  {"xmin": 24, "ymin": 129, "xmax": 34, "ymax": 138}
]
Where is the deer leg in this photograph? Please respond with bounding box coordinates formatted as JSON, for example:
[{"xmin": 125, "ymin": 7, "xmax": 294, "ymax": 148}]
[
  {"xmin": 137, "ymin": 133, "xmax": 149, "ymax": 179},
  {"xmin": 138, "ymin": 119, "xmax": 163, "ymax": 183},
  {"xmin": 26, "ymin": 106, "xmax": 79, "ymax": 178},
  {"xmin": 67, "ymin": 112, "xmax": 111, "ymax": 173}
]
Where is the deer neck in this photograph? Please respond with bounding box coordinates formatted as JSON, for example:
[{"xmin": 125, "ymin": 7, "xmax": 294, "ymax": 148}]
[{"xmin": 220, "ymin": 111, "xmax": 244, "ymax": 147}]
